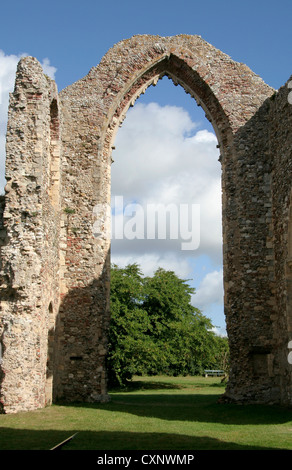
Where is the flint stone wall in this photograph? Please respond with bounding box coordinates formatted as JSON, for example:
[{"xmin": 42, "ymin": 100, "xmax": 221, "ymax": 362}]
[{"xmin": 0, "ymin": 35, "xmax": 292, "ymax": 413}]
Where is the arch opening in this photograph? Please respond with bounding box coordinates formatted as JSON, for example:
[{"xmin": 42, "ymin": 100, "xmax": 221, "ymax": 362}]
[
  {"xmin": 105, "ymin": 54, "xmax": 231, "ymax": 164},
  {"xmin": 106, "ymin": 54, "xmax": 229, "ymax": 336},
  {"xmin": 109, "ymin": 71, "xmax": 226, "ymax": 370}
]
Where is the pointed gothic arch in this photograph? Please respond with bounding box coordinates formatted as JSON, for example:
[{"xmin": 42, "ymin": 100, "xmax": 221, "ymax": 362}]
[{"xmin": 2, "ymin": 35, "xmax": 292, "ymax": 413}]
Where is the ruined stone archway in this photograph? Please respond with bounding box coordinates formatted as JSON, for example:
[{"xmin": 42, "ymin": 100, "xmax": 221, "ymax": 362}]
[{"xmin": 1, "ymin": 35, "xmax": 292, "ymax": 413}]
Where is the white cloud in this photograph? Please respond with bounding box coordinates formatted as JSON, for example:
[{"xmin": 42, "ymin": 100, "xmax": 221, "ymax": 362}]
[
  {"xmin": 0, "ymin": 50, "xmax": 56, "ymax": 191},
  {"xmin": 111, "ymin": 101, "xmax": 225, "ymax": 329},
  {"xmin": 111, "ymin": 252, "xmax": 192, "ymax": 279},
  {"xmin": 40, "ymin": 57, "xmax": 57, "ymax": 79},
  {"xmin": 113, "ymin": 104, "xmax": 219, "ymax": 200},
  {"xmin": 111, "ymin": 101, "xmax": 222, "ymax": 263},
  {"xmin": 212, "ymin": 326, "xmax": 227, "ymax": 337},
  {"xmin": 193, "ymin": 269, "xmax": 224, "ymax": 310}
]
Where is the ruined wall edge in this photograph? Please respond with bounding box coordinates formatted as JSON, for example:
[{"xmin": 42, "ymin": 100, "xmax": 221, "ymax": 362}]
[{"xmin": 0, "ymin": 57, "xmax": 61, "ymax": 413}]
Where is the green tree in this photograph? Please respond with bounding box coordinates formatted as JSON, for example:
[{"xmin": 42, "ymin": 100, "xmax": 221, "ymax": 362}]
[
  {"xmin": 142, "ymin": 267, "xmax": 218, "ymax": 376},
  {"xmin": 106, "ymin": 264, "xmax": 229, "ymax": 386},
  {"xmin": 107, "ymin": 264, "xmax": 159, "ymax": 386}
]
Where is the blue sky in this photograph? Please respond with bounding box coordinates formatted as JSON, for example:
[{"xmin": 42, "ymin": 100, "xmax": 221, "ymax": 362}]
[
  {"xmin": 0, "ymin": 0, "xmax": 291, "ymax": 336},
  {"xmin": 1, "ymin": 0, "xmax": 291, "ymax": 91}
]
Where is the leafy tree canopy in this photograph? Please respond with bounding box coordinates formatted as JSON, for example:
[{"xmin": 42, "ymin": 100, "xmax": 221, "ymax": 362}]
[{"xmin": 107, "ymin": 263, "xmax": 229, "ymax": 386}]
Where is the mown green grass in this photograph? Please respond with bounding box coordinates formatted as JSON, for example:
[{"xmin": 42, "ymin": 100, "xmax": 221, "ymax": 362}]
[{"xmin": 0, "ymin": 375, "xmax": 292, "ymax": 450}]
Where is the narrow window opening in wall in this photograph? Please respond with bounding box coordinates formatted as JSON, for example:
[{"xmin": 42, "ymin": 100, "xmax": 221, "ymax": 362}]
[
  {"xmin": 0, "ymin": 340, "xmax": 2, "ymax": 364},
  {"xmin": 50, "ymin": 99, "xmax": 59, "ymax": 140},
  {"xmin": 109, "ymin": 75, "xmax": 226, "ymax": 383},
  {"xmin": 70, "ymin": 356, "xmax": 83, "ymax": 361},
  {"xmin": 46, "ymin": 301, "xmax": 55, "ymax": 379}
]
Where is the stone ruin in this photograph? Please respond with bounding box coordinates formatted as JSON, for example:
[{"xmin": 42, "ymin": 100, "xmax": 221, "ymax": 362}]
[{"xmin": 0, "ymin": 35, "xmax": 292, "ymax": 413}]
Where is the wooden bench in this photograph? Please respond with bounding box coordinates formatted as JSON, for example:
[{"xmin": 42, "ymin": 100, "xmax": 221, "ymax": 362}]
[{"xmin": 204, "ymin": 370, "xmax": 225, "ymax": 377}]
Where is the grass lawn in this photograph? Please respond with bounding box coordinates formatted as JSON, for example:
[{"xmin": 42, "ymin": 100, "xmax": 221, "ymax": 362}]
[{"xmin": 0, "ymin": 375, "xmax": 292, "ymax": 451}]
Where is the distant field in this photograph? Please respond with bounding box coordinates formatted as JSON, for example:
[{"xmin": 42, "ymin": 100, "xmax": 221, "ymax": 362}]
[{"xmin": 0, "ymin": 375, "xmax": 292, "ymax": 450}]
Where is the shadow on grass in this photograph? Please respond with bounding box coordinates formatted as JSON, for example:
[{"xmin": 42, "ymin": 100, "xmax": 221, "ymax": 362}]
[
  {"xmin": 64, "ymin": 430, "xmax": 289, "ymax": 451},
  {"xmin": 0, "ymin": 428, "xmax": 287, "ymax": 451},
  {"xmin": 67, "ymin": 392, "xmax": 292, "ymax": 427},
  {"xmin": 109, "ymin": 378, "xmax": 227, "ymax": 393},
  {"xmin": 109, "ymin": 379, "xmax": 182, "ymax": 393}
]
